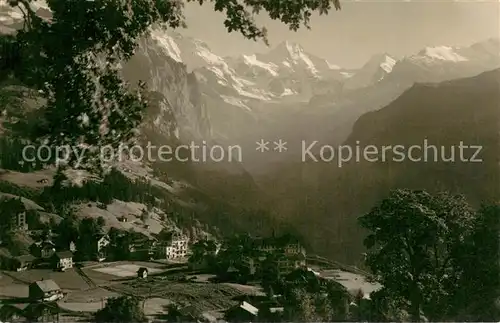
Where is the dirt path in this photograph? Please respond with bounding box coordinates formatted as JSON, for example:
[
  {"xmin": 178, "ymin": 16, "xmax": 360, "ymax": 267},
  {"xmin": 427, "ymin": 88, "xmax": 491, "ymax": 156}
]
[{"xmin": 75, "ymin": 267, "xmax": 97, "ymax": 288}]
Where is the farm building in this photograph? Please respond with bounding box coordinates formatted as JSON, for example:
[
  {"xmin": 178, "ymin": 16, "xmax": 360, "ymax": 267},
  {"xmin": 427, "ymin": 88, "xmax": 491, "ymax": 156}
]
[
  {"xmin": 52, "ymin": 251, "xmax": 73, "ymax": 271},
  {"xmin": 224, "ymin": 301, "xmax": 259, "ymax": 322},
  {"xmin": 0, "ymin": 253, "xmax": 35, "ymax": 271},
  {"xmin": 137, "ymin": 267, "xmax": 148, "ymax": 278},
  {"xmin": 30, "ymin": 240, "xmax": 56, "ymax": 259},
  {"xmin": 29, "ymin": 279, "xmax": 64, "ymax": 302}
]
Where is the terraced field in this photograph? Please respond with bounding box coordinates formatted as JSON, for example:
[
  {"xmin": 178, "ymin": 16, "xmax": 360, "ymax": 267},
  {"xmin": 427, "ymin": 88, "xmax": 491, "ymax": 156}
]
[{"xmin": 109, "ymin": 278, "xmax": 243, "ymax": 313}]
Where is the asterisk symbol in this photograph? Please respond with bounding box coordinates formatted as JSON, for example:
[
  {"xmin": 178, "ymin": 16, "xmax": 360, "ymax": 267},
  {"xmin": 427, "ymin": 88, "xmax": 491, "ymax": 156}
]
[
  {"xmin": 274, "ymin": 139, "xmax": 288, "ymax": 152},
  {"xmin": 256, "ymin": 139, "xmax": 269, "ymax": 152}
]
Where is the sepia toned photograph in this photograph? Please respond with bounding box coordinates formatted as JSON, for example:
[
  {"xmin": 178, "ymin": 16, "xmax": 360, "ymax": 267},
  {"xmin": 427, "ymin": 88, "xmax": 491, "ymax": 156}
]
[{"xmin": 0, "ymin": 0, "xmax": 498, "ymax": 321}]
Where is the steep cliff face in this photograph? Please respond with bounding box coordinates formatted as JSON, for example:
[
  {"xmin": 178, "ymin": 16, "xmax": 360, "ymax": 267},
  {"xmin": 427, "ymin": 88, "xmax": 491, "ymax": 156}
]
[{"xmin": 121, "ymin": 30, "xmax": 212, "ymax": 143}]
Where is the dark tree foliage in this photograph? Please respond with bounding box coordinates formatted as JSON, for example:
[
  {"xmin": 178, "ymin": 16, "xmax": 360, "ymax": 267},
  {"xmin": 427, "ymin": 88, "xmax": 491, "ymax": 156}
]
[
  {"xmin": 163, "ymin": 304, "xmax": 183, "ymax": 323},
  {"xmin": 278, "ymin": 269, "xmax": 350, "ymax": 321},
  {"xmin": 0, "ymin": 137, "xmax": 52, "ymax": 172},
  {"xmin": 0, "ymin": 180, "xmax": 37, "ymax": 200},
  {"xmin": 53, "ymin": 211, "xmax": 79, "ymax": 250},
  {"xmin": 359, "ymin": 189, "xmax": 499, "ymax": 321},
  {"xmin": 188, "ymin": 238, "xmax": 217, "ymax": 267},
  {"xmin": 40, "ymin": 167, "xmax": 160, "ymax": 210},
  {"xmin": 95, "ymin": 295, "xmax": 147, "ymax": 322},
  {"xmin": 73, "ymin": 216, "xmax": 106, "ymax": 261},
  {"xmin": 1, "ymin": 0, "xmax": 340, "ymax": 172},
  {"xmin": 0, "ymin": 196, "xmax": 26, "ymax": 232},
  {"xmin": 450, "ymin": 204, "xmax": 500, "ymax": 321}
]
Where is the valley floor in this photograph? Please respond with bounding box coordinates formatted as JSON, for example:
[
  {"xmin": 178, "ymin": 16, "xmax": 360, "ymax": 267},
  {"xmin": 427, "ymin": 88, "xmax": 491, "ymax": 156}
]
[
  {"xmin": 0, "ymin": 260, "xmax": 262, "ymax": 321},
  {"xmin": 0, "ymin": 260, "xmax": 379, "ymax": 321}
]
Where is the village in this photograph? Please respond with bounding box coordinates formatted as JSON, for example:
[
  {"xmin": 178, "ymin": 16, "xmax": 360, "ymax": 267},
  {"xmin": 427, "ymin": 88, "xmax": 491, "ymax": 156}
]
[{"xmin": 0, "ymin": 204, "xmax": 380, "ymax": 322}]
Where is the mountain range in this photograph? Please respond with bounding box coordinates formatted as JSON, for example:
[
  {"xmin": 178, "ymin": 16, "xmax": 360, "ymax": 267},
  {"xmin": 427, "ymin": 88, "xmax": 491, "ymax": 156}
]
[{"xmin": 140, "ymin": 28, "xmax": 499, "ymax": 163}]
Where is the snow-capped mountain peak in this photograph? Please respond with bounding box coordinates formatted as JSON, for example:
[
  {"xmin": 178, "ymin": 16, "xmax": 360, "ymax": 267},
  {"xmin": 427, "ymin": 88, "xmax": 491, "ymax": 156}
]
[
  {"xmin": 416, "ymin": 46, "xmax": 468, "ymax": 62},
  {"xmin": 343, "ymin": 53, "xmax": 397, "ymax": 89},
  {"xmin": 379, "ymin": 55, "xmax": 397, "ymax": 73},
  {"xmin": 377, "ymin": 39, "xmax": 500, "ymax": 88},
  {"xmin": 241, "ymin": 54, "xmax": 279, "ymax": 76},
  {"xmin": 194, "ymin": 42, "xmax": 224, "ymax": 66},
  {"xmin": 283, "ymin": 41, "xmax": 319, "ymax": 76},
  {"xmin": 326, "ymin": 60, "xmax": 341, "ymax": 70},
  {"xmin": 284, "ymin": 41, "xmax": 305, "ymax": 56},
  {"xmin": 146, "ymin": 29, "xmax": 221, "ymax": 71},
  {"xmin": 263, "ymin": 41, "xmax": 323, "ymax": 77},
  {"xmin": 149, "ymin": 29, "xmax": 182, "ymax": 63}
]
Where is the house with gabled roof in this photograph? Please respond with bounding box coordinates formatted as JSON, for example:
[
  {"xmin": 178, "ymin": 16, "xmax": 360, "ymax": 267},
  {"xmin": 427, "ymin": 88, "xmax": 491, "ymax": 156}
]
[
  {"xmin": 127, "ymin": 235, "xmax": 157, "ymax": 260},
  {"xmin": 137, "ymin": 267, "xmax": 148, "ymax": 279},
  {"xmin": 254, "ymin": 233, "xmax": 305, "ymax": 257},
  {"xmin": 224, "ymin": 301, "xmax": 259, "ymax": 322},
  {"xmin": 29, "ymin": 279, "xmax": 64, "ymax": 302},
  {"xmin": 30, "ymin": 240, "xmax": 56, "ymax": 259},
  {"xmin": 12, "ymin": 254, "xmax": 36, "ymax": 271},
  {"xmin": 0, "ymin": 248, "xmax": 35, "ymax": 271},
  {"xmin": 52, "ymin": 251, "xmax": 73, "ymax": 271}
]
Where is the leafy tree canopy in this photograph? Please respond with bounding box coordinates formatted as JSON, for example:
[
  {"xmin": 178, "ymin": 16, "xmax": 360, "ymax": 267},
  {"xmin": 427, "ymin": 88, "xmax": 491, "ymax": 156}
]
[
  {"xmin": 95, "ymin": 295, "xmax": 147, "ymax": 322},
  {"xmin": 451, "ymin": 203, "xmax": 500, "ymax": 321},
  {"xmin": 1, "ymin": 0, "xmax": 341, "ymax": 172},
  {"xmin": 359, "ymin": 189, "xmax": 480, "ymax": 321}
]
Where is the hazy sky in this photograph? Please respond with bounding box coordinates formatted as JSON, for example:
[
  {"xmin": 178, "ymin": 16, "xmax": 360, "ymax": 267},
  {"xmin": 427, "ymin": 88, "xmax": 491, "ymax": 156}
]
[{"xmin": 180, "ymin": 1, "xmax": 499, "ymax": 68}]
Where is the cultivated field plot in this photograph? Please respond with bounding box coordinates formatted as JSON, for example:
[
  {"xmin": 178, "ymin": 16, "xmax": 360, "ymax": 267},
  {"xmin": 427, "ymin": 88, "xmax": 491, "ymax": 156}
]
[
  {"xmin": 223, "ymin": 283, "xmax": 265, "ymax": 296},
  {"xmin": 63, "ymin": 286, "xmax": 121, "ymax": 304},
  {"xmin": 0, "ymin": 168, "xmax": 55, "ymax": 189},
  {"xmin": 321, "ymin": 269, "xmax": 382, "ymax": 295},
  {"xmin": 0, "ymin": 282, "xmax": 29, "ymax": 298},
  {"xmin": 93, "ymin": 264, "xmax": 163, "ymax": 277},
  {"xmin": 110, "ymin": 279, "xmax": 244, "ymax": 313},
  {"xmin": 143, "ymin": 297, "xmax": 172, "ymax": 316},
  {"xmin": 3, "ymin": 269, "xmax": 91, "ymax": 291}
]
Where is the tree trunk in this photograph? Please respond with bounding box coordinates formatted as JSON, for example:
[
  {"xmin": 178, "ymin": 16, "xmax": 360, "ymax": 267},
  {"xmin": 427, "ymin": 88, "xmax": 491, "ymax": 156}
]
[{"xmin": 410, "ymin": 283, "xmax": 421, "ymax": 322}]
